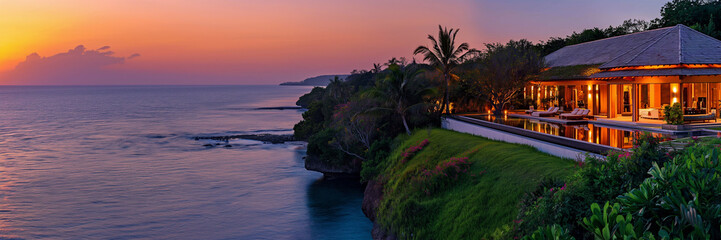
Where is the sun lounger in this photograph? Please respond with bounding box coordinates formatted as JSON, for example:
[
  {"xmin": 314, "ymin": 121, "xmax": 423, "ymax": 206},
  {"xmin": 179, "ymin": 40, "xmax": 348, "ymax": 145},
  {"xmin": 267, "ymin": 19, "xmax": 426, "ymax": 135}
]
[
  {"xmin": 559, "ymin": 108, "xmax": 580, "ymax": 119},
  {"xmin": 524, "ymin": 106, "xmax": 536, "ymax": 114},
  {"xmin": 684, "ymin": 113, "xmax": 717, "ymax": 123},
  {"xmin": 530, "ymin": 107, "xmax": 551, "ymax": 115},
  {"xmin": 564, "ymin": 109, "xmax": 589, "ymax": 120},
  {"xmin": 532, "ymin": 107, "xmax": 559, "ymax": 117}
]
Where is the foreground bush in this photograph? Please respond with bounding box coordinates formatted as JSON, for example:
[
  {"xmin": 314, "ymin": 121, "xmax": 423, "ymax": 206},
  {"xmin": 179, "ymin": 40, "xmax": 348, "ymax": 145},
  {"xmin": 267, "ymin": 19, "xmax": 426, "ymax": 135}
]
[
  {"xmin": 521, "ymin": 135, "xmax": 721, "ymax": 239},
  {"xmin": 517, "ymin": 133, "xmax": 671, "ymax": 238}
]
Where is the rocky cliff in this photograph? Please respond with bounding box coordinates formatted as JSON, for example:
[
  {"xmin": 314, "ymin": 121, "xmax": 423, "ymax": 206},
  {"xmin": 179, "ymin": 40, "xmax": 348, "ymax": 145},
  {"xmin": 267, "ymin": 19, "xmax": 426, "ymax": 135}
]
[
  {"xmin": 362, "ymin": 180, "xmax": 397, "ymax": 240},
  {"xmin": 304, "ymin": 155, "xmax": 362, "ymax": 178}
]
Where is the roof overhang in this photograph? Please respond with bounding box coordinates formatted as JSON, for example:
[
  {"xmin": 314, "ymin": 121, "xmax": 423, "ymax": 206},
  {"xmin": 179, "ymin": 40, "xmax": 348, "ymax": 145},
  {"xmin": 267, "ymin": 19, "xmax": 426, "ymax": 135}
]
[{"xmin": 591, "ymin": 64, "xmax": 721, "ymax": 79}]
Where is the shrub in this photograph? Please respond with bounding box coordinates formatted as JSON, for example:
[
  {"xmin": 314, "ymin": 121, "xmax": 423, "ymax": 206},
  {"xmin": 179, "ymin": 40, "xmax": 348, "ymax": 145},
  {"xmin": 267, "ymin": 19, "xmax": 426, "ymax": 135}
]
[
  {"xmin": 523, "ymin": 135, "xmax": 721, "ymax": 239},
  {"xmin": 580, "ymin": 202, "xmax": 639, "ymax": 240},
  {"xmin": 663, "ymin": 102, "xmax": 683, "ymax": 125},
  {"xmin": 616, "ymin": 142, "xmax": 721, "ymax": 239},
  {"xmin": 401, "ymin": 139, "xmax": 429, "ymax": 163},
  {"xmin": 517, "ymin": 133, "xmax": 671, "ymax": 238},
  {"xmin": 522, "ymin": 224, "xmax": 575, "ymax": 240},
  {"xmin": 306, "ymin": 128, "xmax": 346, "ymax": 165},
  {"xmin": 293, "ymin": 101, "xmax": 326, "ymax": 140},
  {"xmin": 360, "ymin": 138, "xmax": 395, "ymax": 182}
]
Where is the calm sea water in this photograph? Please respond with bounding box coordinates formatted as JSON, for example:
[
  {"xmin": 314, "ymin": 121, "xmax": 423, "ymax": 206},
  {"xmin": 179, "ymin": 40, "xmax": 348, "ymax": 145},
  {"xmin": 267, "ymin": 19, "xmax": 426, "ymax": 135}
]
[{"xmin": 0, "ymin": 85, "xmax": 372, "ymax": 240}]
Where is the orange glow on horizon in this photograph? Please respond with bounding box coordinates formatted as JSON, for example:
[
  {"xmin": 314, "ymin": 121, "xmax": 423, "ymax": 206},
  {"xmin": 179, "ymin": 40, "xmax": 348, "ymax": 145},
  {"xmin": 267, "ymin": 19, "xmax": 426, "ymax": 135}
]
[
  {"xmin": 0, "ymin": 1, "xmax": 669, "ymax": 85},
  {"xmin": 0, "ymin": 0, "xmax": 479, "ymax": 84}
]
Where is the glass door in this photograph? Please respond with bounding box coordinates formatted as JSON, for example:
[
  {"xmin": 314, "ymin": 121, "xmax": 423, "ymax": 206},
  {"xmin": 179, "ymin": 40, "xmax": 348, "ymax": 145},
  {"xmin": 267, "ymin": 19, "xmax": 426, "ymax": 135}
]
[{"xmin": 622, "ymin": 84, "xmax": 632, "ymax": 115}]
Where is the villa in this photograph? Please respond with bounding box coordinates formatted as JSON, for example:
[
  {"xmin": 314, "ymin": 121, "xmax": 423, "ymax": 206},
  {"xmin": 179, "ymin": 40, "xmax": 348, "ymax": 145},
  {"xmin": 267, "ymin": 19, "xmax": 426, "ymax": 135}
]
[
  {"xmin": 526, "ymin": 24, "xmax": 721, "ymax": 123},
  {"xmin": 443, "ymin": 25, "xmax": 721, "ymax": 158}
]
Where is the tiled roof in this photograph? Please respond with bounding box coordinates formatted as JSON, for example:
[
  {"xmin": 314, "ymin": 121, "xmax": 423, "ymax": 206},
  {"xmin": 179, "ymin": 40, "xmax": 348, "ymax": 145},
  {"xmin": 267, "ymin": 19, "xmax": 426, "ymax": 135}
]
[
  {"xmin": 542, "ymin": 24, "xmax": 721, "ymax": 80},
  {"xmin": 600, "ymin": 25, "xmax": 721, "ymax": 68},
  {"xmin": 544, "ymin": 25, "xmax": 721, "ymax": 68}
]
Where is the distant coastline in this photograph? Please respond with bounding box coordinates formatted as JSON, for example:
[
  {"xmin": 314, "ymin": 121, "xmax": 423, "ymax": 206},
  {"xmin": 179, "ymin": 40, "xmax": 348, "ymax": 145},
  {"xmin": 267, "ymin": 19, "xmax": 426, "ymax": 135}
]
[{"xmin": 279, "ymin": 74, "xmax": 349, "ymax": 86}]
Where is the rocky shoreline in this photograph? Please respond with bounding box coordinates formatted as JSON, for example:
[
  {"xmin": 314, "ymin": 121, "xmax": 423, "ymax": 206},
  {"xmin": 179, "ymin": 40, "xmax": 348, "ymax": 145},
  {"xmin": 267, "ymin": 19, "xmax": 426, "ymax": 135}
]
[
  {"xmin": 303, "ymin": 153, "xmax": 396, "ymax": 239},
  {"xmin": 193, "ymin": 134, "xmax": 295, "ymax": 144},
  {"xmin": 304, "ymin": 155, "xmax": 362, "ymax": 178},
  {"xmin": 254, "ymin": 106, "xmax": 304, "ymax": 110}
]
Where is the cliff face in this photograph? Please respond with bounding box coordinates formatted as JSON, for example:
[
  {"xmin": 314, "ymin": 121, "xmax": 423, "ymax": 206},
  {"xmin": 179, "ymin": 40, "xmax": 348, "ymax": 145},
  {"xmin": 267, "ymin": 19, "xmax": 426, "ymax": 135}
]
[
  {"xmin": 304, "ymin": 155, "xmax": 362, "ymax": 178},
  {"xmin": 361, "ymin": 180, "xmax": 382, "ymax": 221},
  {"xmin": 362, "ymin": 180, "xmax": 397, "ymax": 240},
  {"xmin": 304, "ymin": 154, "xmax": 393, "ymax": 239}
]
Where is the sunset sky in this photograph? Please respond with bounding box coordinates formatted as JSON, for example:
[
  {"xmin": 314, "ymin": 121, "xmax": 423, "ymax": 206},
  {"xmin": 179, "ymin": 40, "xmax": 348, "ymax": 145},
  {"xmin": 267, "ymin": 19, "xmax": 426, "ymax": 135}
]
[{"xmin": 0, "ymin": 0, "xmax": 667, "ymax": 85}]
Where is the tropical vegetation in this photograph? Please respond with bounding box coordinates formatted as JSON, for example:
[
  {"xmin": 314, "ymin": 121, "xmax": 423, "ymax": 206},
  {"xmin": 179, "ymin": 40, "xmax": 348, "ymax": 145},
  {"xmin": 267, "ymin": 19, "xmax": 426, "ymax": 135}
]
[
  {"xmin": 414, "ymin": 25, "xmax": 478, "ymax": 114},
  {"xmin": 663, "ymin": 103, "xmax": 684, "ymax": 125},
  {"xmin": 291, "ymin": 1, "xmax": 721, "ymax": 238},
  {"xmin": 517, "ymin": 135, "xmax": 721, "ymax": 239}
]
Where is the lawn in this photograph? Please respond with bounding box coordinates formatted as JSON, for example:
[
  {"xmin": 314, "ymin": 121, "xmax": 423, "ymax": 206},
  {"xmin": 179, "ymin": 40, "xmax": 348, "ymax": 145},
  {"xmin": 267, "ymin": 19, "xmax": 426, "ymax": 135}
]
[{"xmin": 374, "ymin": 129, "xmax": 577, "ymax": 239}]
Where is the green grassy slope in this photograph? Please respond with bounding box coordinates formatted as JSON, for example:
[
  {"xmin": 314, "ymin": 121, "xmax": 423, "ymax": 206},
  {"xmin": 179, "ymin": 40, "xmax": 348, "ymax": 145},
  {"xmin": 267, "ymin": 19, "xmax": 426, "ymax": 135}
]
[{"xmin": 375, "ymin": 129, "xmax": 577, "ymax": 239}]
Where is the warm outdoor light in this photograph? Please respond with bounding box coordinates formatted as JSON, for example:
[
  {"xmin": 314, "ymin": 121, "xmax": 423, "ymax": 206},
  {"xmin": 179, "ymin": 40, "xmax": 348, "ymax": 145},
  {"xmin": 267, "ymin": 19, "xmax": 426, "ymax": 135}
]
[
  {"xmin": 605, "ymin": 64, "xmax": 721, "ymax": 72},
  {"xmin": 673, "ymin": 97, "xmax": 678, "ymax": 103},
  {"xmin": 504, "ymin": 110, "xmax": 507, "ymax": 115},
  {"xmin": 673, "ymin": 87, "xmax": 677, "ymax": 93},
  {"xmin": 587, "ymin": 85, "xmax": 591, "ymax": 91}
]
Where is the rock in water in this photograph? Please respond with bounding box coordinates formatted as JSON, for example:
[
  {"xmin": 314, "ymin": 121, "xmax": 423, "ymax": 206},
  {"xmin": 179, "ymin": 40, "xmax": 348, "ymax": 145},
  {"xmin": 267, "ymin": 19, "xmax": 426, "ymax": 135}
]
[{"xmin": 194, "ymin": 134, "xmax": 295, "ymax": 144}]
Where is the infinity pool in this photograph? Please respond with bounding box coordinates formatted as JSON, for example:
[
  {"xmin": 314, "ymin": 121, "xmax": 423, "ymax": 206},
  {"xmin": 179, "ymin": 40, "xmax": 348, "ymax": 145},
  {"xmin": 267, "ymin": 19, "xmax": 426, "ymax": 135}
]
[{"xmin": 466, "ymin": 114, "xmax": 674, "ymax": 149}]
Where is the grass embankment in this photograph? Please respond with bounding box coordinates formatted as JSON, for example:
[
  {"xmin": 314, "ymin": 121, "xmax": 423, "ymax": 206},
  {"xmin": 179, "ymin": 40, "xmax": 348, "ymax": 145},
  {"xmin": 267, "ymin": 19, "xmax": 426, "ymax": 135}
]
[{"xmin": 374, "ymin": 129, "xmax": 577, "ymax": 239}]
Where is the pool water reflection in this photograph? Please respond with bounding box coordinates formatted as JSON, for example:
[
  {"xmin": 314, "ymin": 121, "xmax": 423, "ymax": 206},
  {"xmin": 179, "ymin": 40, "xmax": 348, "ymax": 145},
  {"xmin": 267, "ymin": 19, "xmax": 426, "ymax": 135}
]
[{"xmin": 469, "ymin": 114, "xmax": 670, "ymax": 149}]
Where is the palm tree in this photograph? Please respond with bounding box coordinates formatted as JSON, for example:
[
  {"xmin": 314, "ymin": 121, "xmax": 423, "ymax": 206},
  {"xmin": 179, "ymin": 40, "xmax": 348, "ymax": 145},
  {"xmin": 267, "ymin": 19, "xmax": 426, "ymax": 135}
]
[
  {"xmin": 414, "ymin": 25, "xmax": 478, "ymax": 114},
  {"xmin": 327, "ymin": 76, "xmax": 349, "ymax": 102},
  {"xmin": 372, "ymin": 63, "xmax": 383, "ymax": 73},
  {"xmin": 373, "ymin": 64, "xmax": 433, "ymax": 135}
]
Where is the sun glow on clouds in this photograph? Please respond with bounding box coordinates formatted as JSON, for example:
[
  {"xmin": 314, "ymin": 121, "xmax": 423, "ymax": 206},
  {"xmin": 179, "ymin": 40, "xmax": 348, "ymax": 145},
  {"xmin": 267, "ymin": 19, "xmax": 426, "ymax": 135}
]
[{"xmin": 0, "ymin": 0, "xmax": 663, "ymax": 84}]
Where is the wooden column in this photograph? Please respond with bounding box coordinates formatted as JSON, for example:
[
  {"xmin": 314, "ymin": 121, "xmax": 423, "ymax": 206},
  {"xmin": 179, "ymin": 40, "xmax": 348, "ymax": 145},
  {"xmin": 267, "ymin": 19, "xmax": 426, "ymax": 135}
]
[
  {"xmin": 587, "ymin": 85, "xmax": 593, "ymax": 115},
  {"xmin": 632, "ymin": 84, "xmax": 639, "ymax": 122},
  {"xmin": 706, "ymin": 83, "xmax": 711, "ymax": 114},
  {"xmin": 606, "ymin": 84, "xmax": 612, "ymax": 119}
]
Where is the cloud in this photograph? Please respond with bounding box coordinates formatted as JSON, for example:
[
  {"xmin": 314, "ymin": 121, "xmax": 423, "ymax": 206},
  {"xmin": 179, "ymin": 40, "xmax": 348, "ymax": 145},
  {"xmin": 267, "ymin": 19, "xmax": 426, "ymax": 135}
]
[
  {"xmin": 128, "ymin": 53, "xmax": 141, "ymax": 59},
  {"xmin": 3, "ymin": 45, "xmax": 138, "ymax": 85}
]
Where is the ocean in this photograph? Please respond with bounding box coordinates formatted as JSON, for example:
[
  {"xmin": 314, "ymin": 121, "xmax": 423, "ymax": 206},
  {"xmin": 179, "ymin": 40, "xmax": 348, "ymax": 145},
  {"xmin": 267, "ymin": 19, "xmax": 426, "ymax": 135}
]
[{"xmin": 0, "ymin": 85, "xmax": 372, "ymax": 239}]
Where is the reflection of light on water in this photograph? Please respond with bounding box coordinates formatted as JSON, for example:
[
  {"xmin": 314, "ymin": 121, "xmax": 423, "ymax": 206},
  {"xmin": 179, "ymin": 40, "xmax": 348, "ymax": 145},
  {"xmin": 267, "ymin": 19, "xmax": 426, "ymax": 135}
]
[{"xmin": 471, "ymin": 115, "xmax": 678, "ymax": 149}]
